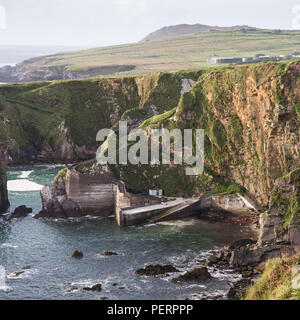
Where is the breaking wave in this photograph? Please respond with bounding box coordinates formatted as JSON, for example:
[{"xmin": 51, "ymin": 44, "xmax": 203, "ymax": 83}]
[{"xmin": 7, "ymin": 179, "xmax": 44, "ymax": 192}]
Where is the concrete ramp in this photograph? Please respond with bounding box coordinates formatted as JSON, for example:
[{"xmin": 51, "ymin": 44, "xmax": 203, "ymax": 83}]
[
  {"xmin": 117, "ymin": 198, "xmax": 201, "ymax": 226},
  {"xmin": 150, "ymin": 199, "xmax": 200, "ymax": 223}
]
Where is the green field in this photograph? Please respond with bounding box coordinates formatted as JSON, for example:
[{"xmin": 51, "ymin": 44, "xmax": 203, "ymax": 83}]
[{"xmin": 37, "ymin": 29, "xmax": 300, "ymax": 76}]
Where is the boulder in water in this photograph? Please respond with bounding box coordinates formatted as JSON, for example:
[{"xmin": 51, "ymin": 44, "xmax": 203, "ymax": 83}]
[
  {"xmin": 136, "ymin": 265, "xmax": 179, "ymax": 277},
  {"xmin": 72, "ymin": 250, "xmax": 83, "ymax": 259},
  {"xmin": 83, "ymin": 284, "xmax": 102, "ymax": 292},
  {"xmin": 172, "ymin": 267, "xmax": 212, "ymax": 283},
  {"xmin": 9, "ymin": 205, "xmax": 32, "ymax": 220}
]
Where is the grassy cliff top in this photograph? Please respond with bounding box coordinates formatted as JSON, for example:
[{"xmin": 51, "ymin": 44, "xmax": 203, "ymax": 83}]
[{"xmin": 10, "ymin": 29, "xmax": 300, "ymax": 76}]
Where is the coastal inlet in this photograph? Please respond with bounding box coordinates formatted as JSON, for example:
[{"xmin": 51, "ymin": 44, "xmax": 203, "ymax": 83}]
[{"xmin": 0, "ymin": 165, "xmax": 255, "ymax": 300}]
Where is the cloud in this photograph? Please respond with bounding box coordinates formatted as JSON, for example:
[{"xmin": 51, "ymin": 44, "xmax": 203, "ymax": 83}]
[
  {"xmin": 292, "ymin": 5, "xmax": 300, "ymax": 29},
  {"xmin": 113, "ymin": 0, "xmax": 148, "ymax": 19},
  {"xmin": 0, "ymin": 5, "xmax": 6, "ymax": 29}
]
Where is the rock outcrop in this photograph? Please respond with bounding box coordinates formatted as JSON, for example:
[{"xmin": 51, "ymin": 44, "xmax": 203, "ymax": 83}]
[
  {"xmin": 35, "ymin": 177, "xmax": 82, "ymax": 219},
  {"xmin": 258, "ymin": 168, "xmax": 300, "ymax": 253},
  {"xmin": 0, "ymin": 169, "xmax": 9, "ymax": 213}
]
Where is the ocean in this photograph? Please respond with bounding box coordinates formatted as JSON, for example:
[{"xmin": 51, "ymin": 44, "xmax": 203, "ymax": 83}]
[
  {"xmin": 0, "ymin": 45, "xmax": 87, "ymax": 67},
  {"xmin": 0, "ymin": 166, "xmax": 254, "ymax": 300}
]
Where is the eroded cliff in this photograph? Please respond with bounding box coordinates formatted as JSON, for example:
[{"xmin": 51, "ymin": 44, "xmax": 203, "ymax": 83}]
[{"xmin": 112, "ymin": 62, "xmax": 299, "ymax": 205}]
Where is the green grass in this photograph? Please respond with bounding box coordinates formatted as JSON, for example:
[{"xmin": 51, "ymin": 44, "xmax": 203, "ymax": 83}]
[
  {"xmin": 139, "ymin": 107, "xmax": 177, "ymax": 128},
  {"xmin": 245, "ymin": 255, "xmax": 300, "ymax": 300},
  {"xmin": 11, "ymin": 29, "xmax": 300, "ymax": 78},
  {"xmin": 54, "ymin": 168, "xmax": 67, "ymax": 184}
]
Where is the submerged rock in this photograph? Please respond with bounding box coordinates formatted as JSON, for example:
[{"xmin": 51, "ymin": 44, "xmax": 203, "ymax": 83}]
[
  {"xmin": 172, "ymin": 267, "xmax": 212, "ymax": 283},
  {"xmin": 72, "ymin": 250, "xmax": 83, "ymax": 259},
  {"xmin": 136, "ymin": 265, "xmax": 179, "ymax": 277},
  {"xmin": 83, "ymin": 284, "xmax": 102, "ymax": 292}
]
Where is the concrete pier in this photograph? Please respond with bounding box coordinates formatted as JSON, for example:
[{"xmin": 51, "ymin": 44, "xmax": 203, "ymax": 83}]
[
  {"xmin": 63, "ymin": 162, "xmax": 260, "ymax": 226},
  {"xmin": 116, "ymin": 198, "xmax": 202, "ymax": 227}
]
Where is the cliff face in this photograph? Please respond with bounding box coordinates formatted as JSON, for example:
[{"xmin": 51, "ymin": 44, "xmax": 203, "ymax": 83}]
[
  {"xmin": 0, "ymin": 169, "xmax": 9, "ymax": 212},
  {"xmin": 109, "ymin": 61, "xmax": 300, "ymax": 252},
  {"xmin": 1, "ymin": 61, "xmax": 299, "ymax": 203},
  {"xmin": 0, "ymin": 71, "xmax": 202, "ymax": 165},
  {"xmin": 112, "ymin": 62, "xmax": 300, "ymax": 206},
  {"xmin": 1, "ymin": 61, "xmax": 300, "ymax": 240}
]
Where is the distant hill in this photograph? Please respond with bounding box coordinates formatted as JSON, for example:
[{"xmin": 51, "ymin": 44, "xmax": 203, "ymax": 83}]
[
  {"xmin": 141, "ymin": 24, "xmax": 257, "ymax": 42},
  {"xmin": 1, "ymin": 28, "xmax": 299, "ymax": 83}
]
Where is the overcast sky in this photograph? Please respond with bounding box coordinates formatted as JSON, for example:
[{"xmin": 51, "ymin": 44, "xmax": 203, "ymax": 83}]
[{"xmin": 0, "ymin": 0, "xmax": 300, "ymax": 47}]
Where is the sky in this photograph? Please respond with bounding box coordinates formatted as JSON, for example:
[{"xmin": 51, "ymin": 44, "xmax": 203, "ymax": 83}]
[{"xmin": 0, "ymin": 0, "xmax": 300, "ymax": 47}]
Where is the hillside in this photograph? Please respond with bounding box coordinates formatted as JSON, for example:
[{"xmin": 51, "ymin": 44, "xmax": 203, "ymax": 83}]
[
  {"xmin": 141, "ymin": 24, "xmax": 256, "ymax": 42},
  {"xmin": 1, "ymin": 29, "xmax": 300, "ymax": 82}
]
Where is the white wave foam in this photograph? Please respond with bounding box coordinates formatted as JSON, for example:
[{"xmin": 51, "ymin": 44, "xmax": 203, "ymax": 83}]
[
  {"xmin": 19, "ymin": 171, "xmax": 33, "ymax": 179},
  {"xmin": 0, "ymin": 285, "xmax": 11, "ymax": 292},
  {"xmin": 7, "ymin": 179, "xmax": 44, "ymax": 192},
  {"xmin": 70, "ymin": 279, "xmax": 94, "ymax": 286},
  {"xmin": 157, "ymin": 219, "xmax": 199, "ymax": 227},
  {"xmin": 141, "ymin": 223, "xmax": 157, "ymax": 228},
  {"xmin": 7, "ymin": 268, "xmax": 39, "ymax": 280},
  {"xmin": 0, "ymin": 243, "xmax": 18, "ymax": 249}
]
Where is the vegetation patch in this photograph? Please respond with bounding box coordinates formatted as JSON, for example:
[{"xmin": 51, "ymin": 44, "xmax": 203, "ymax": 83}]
[
  {"xmin": 54, "ymin": 168, "xmax": 67, "ymax": 184},
  {"xmin": 245, "ymin": 255, "xmax": 300, "ymax": 300}
]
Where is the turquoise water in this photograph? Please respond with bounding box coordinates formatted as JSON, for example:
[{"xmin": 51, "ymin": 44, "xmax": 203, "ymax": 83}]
[{"xmin": 0, "ymin": 166, "xmax": 253, "ymax": 300}]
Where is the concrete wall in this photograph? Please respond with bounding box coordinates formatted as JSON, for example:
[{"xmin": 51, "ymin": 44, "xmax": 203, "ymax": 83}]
[
  {"xmin": 199, "ymin": 193, "xmax": 258, "ymax": 214},
  {"xmin": 65, "ymin": 169, "xmax": 117, "ymax": 216},
  {"xmin": 115, "ymin": 189, "xmax": 162, "ymax": 226}
]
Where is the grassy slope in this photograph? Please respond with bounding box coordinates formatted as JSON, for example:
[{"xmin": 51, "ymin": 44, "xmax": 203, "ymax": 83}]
[
  {"xmin": 22, "ymin": 30, "xmax": 300, "ymax": 76},
  {"xmin": 0, "ymin": 70, "xmax": 202, "ymax": 149},
  {"xmin": 245, "ymin": 255, "xmax": 300, "ymax": 300}
]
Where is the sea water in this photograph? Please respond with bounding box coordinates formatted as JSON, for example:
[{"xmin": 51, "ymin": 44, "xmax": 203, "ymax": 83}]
[{"xmin": 0, "ymin": 166, "xmax": 254, "ymax": 300}]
